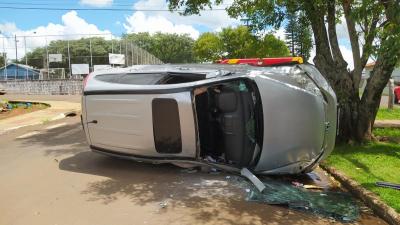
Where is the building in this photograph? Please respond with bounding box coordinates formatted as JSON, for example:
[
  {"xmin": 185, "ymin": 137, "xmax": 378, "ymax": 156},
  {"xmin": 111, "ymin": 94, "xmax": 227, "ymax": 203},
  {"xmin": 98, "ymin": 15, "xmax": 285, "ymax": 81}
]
[
  {"xmin": 364, "ymin": 62, "xmax": 400, "ymax": 83},
  {"xmin": 0, "ymin": 63, "xmax": 40, "ymax": 80},
  {"xmin": 361, "ymin": 62, "xmax": 399, "ymax": 96}
]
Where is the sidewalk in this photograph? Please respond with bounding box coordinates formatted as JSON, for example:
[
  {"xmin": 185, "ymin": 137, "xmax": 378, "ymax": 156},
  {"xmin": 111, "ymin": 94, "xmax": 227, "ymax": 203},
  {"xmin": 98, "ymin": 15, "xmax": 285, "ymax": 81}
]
[
  {"xmin": 0, "ymin": 95, "xmax": 81, "ymax": 134},
  {"xmin": 374, "ymin": 120, "xmax": 400, "ymax": 128}
]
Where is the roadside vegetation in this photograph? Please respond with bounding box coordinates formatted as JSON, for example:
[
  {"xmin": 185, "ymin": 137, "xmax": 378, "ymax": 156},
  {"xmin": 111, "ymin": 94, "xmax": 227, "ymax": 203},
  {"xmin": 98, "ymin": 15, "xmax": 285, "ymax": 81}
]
[
  {"xmin": 0, "ymin": 101, "xmax": 48, "ymax": 120},
  {"xmin": 376, "ymin": 108, "xmax": 400, "ymax": 120},
  {"xmin": 324, "ymin": 127, "xmax": 400, "ymax": 212},
  {"xmin": 193, "ymin": 26, "xmax": 290, "ymax": 62}
]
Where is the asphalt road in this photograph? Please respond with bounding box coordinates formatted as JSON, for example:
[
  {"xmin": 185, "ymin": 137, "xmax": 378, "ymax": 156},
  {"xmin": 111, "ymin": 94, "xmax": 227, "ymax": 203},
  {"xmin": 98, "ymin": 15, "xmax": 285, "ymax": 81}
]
[{"xmin": 0, "ymin": 116, "xmax": 388, "ymax": 225}]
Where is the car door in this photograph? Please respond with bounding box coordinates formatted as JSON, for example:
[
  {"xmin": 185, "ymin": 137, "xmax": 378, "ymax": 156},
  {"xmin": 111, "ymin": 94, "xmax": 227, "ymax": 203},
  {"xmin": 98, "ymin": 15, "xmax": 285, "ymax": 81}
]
[{"xmin": 84, "ymin": 91, "xmax": 197, "ymax": 158}]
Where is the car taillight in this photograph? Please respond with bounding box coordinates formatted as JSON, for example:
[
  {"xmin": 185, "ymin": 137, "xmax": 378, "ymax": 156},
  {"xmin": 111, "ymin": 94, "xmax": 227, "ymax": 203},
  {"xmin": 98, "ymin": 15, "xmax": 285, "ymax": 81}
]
[{"xmin": 83, "ymin": 73, "xmax": 91, "ymax": 89}]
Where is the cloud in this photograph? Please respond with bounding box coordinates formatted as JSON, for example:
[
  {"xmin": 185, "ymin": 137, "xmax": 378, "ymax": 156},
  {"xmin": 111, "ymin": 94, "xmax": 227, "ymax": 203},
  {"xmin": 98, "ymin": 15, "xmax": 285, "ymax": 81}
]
[
  {"xmin": 124, "ymin": 12, "xmax": 200, "ymax": 39},
  {"xmin": 123, "ymin": 0, "xmax": 239, "ymax": 39},
  {"xmin": 336, "ymin": 17, "xmax": 350, "ymax": 40},
  {"xmin": 134, "ymin": 0, "xmax": 238, "ymax": 30},
  {"xmin": 307, "ymin": 44, "xmax": 355, "ymax": 69},
  {"xmin": 0, "ymin": 11, "xmax": 111, "ymax": 60},
  {"xmin": 80, "ymin": 0, "xmax": 113, "ymax": 7},
  {"xmin": 339, "ymin": 44, "xmax": 354, "ymax": 69},
  {"xmin": 273, "ymin": 27, "xmax": 286, "ymax": 41}
]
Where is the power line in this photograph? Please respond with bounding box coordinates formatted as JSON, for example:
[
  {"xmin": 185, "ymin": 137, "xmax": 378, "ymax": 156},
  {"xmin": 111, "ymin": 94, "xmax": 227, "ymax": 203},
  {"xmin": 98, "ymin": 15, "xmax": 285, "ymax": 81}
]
[
  {"xmin": 0, "ymin": 6, "xmax": 226, "ymax": 12},
  {"xmin": 0, "ymin": 33, "xmax": 112, "ymax": 38},
  {"xmin": 0, "ymin": 2, "xmax": 138, "ymax": 7}
]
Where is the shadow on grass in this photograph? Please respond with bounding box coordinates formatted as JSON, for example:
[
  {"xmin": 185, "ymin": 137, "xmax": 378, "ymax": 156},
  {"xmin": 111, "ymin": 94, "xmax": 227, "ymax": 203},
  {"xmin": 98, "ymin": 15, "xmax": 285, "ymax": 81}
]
[{"xmin": 333, "ymin": 143, "xmax": 400, "ymax": 158}]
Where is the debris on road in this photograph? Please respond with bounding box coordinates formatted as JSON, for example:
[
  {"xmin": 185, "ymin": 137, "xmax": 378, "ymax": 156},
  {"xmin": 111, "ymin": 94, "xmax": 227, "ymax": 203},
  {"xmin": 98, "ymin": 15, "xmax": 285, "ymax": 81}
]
[
  {"xmin": 159, "ymin": 201, "xmax": 168, "ymax": 209},
  {"xmin": 180, "ymin": 168, "xmax": 198, "ymax": 174},
  {"xmin": 291, "ymin": 181, "xmax": 323, "ymax": 190},
  {"xmin": 244, "ymin": 177, "xmax": 359, "ymax": 222},
  {"xmin": 240, "ymin": 168, "xmax": 266, "ymax": 193},
  {"xmin": 376, "ymin": 181, "xmax": 400, "ymax": 190}
]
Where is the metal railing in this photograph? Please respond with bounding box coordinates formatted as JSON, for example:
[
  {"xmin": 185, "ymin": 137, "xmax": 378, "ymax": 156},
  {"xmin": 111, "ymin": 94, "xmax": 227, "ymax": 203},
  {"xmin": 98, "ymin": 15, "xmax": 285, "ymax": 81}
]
[{"xmin": 0, "ymin": 33, "xmax": 163, "ymax": 80}]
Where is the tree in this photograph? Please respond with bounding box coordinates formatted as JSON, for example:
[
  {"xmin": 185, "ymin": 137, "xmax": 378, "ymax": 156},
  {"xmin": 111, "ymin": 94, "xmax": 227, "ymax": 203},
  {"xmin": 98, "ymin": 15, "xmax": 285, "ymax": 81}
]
[
  {"xmin": 193, "ymin": 26, "xmax": 290, "ymax": 62},
  {"xmin": 168, "ymin": 0, "xmax": 400, "ymax": 142},
  {"xmin": 124, "ymin": 32, "xmax": 196, "ymax": 63},
  {"xmin": 0, "ymin": 53, "xmax": 5, "ymax": 68},
  {"xmin": 23, "ymin": 37, "xmax": 113, "ymax": 70},
  {"xmin": 193, "ymin": 32, "xmax": 223, "ymax": 62},
  {"xmin": 285, "ymin": 12, "xmax": 313, "ymax": 61},
  {"xmin": 258, "ymin": 34, "xmax": 290, "ymax": 57},
  {"xmin": 219, "ymin": 26, "xmax": 258, "ymax": 58}
]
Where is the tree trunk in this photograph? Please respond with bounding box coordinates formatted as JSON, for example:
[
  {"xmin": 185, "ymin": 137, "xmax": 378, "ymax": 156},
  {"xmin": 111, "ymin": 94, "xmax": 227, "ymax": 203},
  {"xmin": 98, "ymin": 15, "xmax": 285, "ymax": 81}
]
[
  {"xmin": 304, "ymin": 0, "xmax": 400, "ymax": 143},
  {"xmin": 314, "ymin": 56, "xmax": 362, "ymax": 142}
]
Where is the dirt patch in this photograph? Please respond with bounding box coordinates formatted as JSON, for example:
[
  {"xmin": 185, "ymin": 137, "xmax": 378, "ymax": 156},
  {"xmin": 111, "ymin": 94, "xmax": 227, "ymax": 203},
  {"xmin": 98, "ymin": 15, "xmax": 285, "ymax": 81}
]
[
  {"xmin": 377, "ymin": 136, "xmax": 400, "ymax": 144},
  {"xmin": 0, "ymin": 103, "xmax": 48, "ymax": 120}
]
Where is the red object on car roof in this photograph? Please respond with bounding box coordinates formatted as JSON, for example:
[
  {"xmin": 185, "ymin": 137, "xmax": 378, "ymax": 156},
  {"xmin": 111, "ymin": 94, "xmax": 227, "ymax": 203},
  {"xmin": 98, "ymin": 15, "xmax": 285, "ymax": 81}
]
[{"xmin": 218, "ymin": 57, "xmax": 303, "ymax": 66}]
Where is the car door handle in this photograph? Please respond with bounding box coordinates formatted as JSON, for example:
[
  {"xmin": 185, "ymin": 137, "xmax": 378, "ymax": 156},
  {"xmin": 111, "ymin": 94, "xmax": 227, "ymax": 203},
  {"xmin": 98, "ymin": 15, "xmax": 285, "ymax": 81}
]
[{"xmin": 87, "ymin": 120, "xmax": 98, "ymax": 124}]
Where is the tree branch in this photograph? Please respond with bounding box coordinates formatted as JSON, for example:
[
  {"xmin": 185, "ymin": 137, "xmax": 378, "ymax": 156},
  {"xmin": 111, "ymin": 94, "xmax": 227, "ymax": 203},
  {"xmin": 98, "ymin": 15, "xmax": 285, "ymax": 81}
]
[
  {"xmin": 360, "ymin": 15, "xmax": 379, "ymax": 68},
  {"xmin": 342, "ymin": 0, "xmax": 362, "ymax": 86},
  {"xmin": 327, "ymin": 0, "xmax": 347, "ymax": 68}
]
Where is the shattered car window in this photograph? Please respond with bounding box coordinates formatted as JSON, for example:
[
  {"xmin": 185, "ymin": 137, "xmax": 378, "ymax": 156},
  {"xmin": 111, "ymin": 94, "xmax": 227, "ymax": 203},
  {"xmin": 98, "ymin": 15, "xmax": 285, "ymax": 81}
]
[{"xmin": 244, "ymin": 178, "xmax": 359, "ymax": 222}]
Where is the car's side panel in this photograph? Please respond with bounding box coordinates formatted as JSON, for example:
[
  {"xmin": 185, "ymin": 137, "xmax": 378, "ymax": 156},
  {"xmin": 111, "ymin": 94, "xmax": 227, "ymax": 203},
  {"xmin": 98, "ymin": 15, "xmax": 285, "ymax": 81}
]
[{"xmin": 84, "ymin": 92, "xmax": 197, "ymax": 158}]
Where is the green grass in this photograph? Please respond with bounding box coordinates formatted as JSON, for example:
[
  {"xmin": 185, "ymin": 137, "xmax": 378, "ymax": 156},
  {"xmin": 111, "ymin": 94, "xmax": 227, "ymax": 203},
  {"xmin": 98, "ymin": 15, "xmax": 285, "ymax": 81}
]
[
  {"xmin": 373, "ymin": 128, "xmax": 400, "ymax": 138},
  {"xmin": 372, "ymin": 127, "xmax": 400, "ymax": 144},
  {"xmin": 324, "ymin": 142, "xmax": 400, "ymax": 212},
  {"xmin": 376, "ymin": 108, "xmax": 400, "ymax": 120}
]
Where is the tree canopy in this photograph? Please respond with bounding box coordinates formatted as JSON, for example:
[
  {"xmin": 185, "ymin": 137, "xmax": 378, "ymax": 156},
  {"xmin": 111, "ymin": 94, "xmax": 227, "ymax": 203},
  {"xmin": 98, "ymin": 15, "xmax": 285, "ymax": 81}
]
[
  {"xmin": 22, "ymin": 32, "xmax": 195, "ymax": 70},
  {"xmin": 284, "ymin": 12, "xmax": 313, "ymax": 61},
  {"xmin": 23, "ymin": 37, "xmax": 113, "ymax": 70},
  {"xmin": 169, "ymin": 0, "xmax": 400, "ymax": 142},
  {"xmin": 124, "ymin": 32, "xmax": 195, "ymax": 63},
  {"xmin": 0, "ymin": 54, "xmax": 5, "ymax": 68},
  {"xmin": 193, "ymin": 32, "xmax": 223, "ymax": 62},
  {"xmin": 194, "ymin": 26, "xmax": 289, "ymax": 62}
]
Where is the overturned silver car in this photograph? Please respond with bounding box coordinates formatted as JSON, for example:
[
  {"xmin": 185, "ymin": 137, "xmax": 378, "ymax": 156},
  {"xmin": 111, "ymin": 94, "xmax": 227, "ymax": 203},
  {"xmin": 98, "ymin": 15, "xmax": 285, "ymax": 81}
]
[{"xmin": 81, "ymin": 62, "xmax": 337, "ymax": 174}]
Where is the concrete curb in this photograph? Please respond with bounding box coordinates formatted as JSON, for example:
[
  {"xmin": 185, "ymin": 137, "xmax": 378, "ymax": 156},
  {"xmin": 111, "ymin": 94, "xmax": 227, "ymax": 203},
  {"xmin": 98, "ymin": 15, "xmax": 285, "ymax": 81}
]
[
  {"xmin": 320, "ymin": 164, "xmax": 400, "ymax": 225},
  {"xmin": 374, "ymin": 120, "xmax": 400, "ymax": 128}
]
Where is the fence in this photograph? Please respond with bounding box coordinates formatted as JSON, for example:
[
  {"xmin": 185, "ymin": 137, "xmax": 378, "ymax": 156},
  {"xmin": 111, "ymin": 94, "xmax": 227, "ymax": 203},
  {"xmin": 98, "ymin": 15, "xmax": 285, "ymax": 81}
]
[
  {"xmin": 0, "ymin": 33, "xmax": 163, "ymax": 80},
  {"xmin": 0, "ymin": 80, "xmax": 83, "ymax": 95}
]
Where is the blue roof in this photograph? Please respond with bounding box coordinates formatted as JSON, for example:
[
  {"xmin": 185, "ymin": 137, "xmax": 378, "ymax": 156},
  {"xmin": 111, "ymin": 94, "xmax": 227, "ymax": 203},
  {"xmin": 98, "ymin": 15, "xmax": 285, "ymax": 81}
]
[{"xmin": 0, "ymin": 63, "xmax": 40, "ymax": 80}]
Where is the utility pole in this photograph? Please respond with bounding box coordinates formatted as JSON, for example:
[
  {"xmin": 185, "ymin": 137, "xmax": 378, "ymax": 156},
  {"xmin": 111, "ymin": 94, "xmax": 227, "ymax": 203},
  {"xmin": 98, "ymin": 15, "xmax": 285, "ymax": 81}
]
[
  {"xmin": 67, "ymin": 39, "xmax": 71, "ymax": 79},
  {"xmin": 24, "ymin": 36, "xmax": 28, "ymax": 79},
  {"xmin": 89, "ymin": 38, "xmax": 93, "ymax": 72},
  {"xmin": 131, "ymin": 42, "xmax": 133, "ymax": 66},
  {"xmin": 388, "ymin": 79, "xmax": 394, "ymax": 110},
  {"xmin": 2, "ymin": 36, "xmax": 7, "ymax": 80},
  {"xmin": 125, "ymin": 40, "xmax": 128, "ymax": 66},
  {"xmin": 14, "ymin": 34, "xmax": 18, "ymax": 79},
  {"xmin": 110, "ymin": 33, "xmax": 113, "ymax": 53}
]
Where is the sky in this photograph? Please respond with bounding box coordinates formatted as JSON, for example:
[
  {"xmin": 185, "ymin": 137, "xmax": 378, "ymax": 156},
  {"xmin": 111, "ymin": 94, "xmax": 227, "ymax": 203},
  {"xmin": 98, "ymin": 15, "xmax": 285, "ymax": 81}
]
[{"xmin": 0, "ymin": 0, "xmax": 356, "ymax": 67}]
